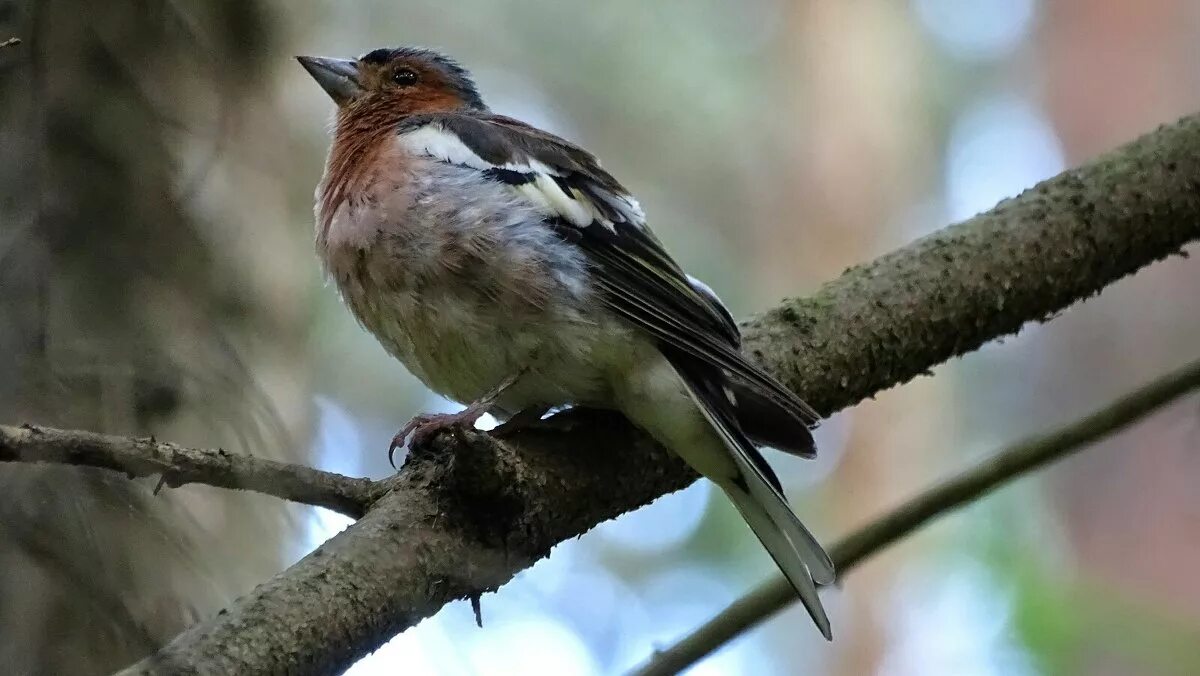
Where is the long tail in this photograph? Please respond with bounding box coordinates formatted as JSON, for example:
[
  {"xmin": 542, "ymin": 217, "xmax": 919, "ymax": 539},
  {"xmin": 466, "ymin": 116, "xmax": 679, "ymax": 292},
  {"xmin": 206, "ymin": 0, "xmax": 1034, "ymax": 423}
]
[{"xmin": 667, "ymin": 354, "xmax": 836, "ymax": 639}]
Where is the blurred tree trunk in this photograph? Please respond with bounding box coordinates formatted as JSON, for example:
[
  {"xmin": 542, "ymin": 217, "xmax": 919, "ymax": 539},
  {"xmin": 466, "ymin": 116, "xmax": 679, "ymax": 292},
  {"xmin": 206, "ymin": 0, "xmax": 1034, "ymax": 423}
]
[
  {"xmin": 0, "ymin": 2, "xmax": 310, "ymax": 673},
  {"xmin": 1035, "ymin": 1, "xmax": 1200, "ymax": 672}
]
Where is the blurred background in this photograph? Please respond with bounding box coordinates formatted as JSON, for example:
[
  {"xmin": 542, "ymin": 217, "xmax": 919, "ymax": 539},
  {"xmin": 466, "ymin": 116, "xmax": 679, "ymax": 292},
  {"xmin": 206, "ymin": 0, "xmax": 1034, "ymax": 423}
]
[{"xmin": 2, "ymin": 1, "xmax": 1200, "ymax": 674}]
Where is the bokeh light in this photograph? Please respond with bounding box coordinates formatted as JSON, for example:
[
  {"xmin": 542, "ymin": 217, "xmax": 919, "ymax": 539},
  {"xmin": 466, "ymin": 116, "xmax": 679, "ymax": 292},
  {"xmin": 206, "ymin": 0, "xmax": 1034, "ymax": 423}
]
[
  {"xmin": 594, "ymin": 481, "xmax": 712, "ymax": 554},
  {"xmin": 912, "ymin": 0, "xmax": 1038, "ymax": 61},
  {"xmin": 945, "ymin": 96, "xmax": 1065, "ymax": 223},
  {"xmin": 882, "ymin": 557, "xmax": 1036, "ymax": 676}
]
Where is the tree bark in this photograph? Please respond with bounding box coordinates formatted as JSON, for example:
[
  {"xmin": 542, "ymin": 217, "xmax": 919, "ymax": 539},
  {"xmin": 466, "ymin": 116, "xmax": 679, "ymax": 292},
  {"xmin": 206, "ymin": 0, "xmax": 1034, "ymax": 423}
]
[{"xmin": 0, "ymin": 424, "xmax": 376, "ymax": 518}]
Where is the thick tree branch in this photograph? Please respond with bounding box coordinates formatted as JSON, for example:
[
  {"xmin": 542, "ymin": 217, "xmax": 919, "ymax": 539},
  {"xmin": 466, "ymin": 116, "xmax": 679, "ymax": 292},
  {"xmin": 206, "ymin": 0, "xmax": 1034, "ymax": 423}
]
[
  {"xmin": 119, "ymin": 113, "xmax": 1200, "ymax": 675},
  {"xmin": 632, "ymin": 357, "xmax": 1200, "ymax": 676},
  {"xmin": 0, "ymin": 424, "xmax": 376, "ymax": 518}
]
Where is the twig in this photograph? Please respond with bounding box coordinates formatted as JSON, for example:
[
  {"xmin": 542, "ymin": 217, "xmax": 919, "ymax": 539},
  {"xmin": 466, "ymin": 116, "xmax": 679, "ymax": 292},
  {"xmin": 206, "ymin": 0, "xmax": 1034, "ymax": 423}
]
[
  {"xmin": 0, "ymin": 424, "xmax": 377, "ymax": 518},
  {"xmin": 114, "ymin": 110, "xmax": 1200, "ymax": 676},
  {"xmin": 631, "ymin": 357, "xmax": 1200, "ymax": 676},
  {"xmin": 0, "ymin": 37, "xmax": 20, "ymax": 49}
]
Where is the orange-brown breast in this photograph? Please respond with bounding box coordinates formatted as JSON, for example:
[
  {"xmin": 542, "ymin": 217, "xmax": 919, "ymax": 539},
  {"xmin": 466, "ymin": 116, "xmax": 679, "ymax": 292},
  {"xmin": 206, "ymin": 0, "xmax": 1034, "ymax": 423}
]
[
  {"xmin": 319, "ymin": 112, "xmax": 401, "ymax": 239},
  {"xmin": 318, "ymin": 83, "xmax": 472, "ymax": 236}
]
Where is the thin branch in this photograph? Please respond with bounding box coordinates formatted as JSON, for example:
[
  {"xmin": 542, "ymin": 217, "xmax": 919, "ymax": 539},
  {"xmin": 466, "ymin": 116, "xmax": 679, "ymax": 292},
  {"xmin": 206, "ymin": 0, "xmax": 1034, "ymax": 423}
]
[
  {"xmin": 119, "ymin": 112, "xmax": 1200, "ymax": 675},
  {"xmin": 631, "ymin": 357, "xmax": 1200, "ymax": 676},
  {"xmin": 0, "ymin": 424, "xmax": 377, "ymax": 518},
  {"xmin": 0, "ymin": 37, "xmax": 20, "ymax": 49}
]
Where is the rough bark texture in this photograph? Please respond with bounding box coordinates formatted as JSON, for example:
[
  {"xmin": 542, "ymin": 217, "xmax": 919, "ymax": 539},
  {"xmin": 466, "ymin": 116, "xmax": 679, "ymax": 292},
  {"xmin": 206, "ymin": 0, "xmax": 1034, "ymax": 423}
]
[
  {"xmin": 742, "ymin": 116, "xmax": 1200, "ymax": 416},
  {"xmin": 112, "ymin": 112, "xmax": 1200, "ymax": 675},
  {"xmin": 0, "ymin": 425, "xmax": 375, "ymax": 518},
  {"xmin": 125, "ymin": 413, "xmax": 682, "ymax": 675}
]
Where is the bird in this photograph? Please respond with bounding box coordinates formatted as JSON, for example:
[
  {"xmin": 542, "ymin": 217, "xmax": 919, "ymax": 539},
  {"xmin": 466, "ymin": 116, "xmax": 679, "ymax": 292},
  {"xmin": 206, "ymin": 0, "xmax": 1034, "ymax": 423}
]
[{"xmin": 298, "ymin": 46, "xmax": 836, "ymax": 638}]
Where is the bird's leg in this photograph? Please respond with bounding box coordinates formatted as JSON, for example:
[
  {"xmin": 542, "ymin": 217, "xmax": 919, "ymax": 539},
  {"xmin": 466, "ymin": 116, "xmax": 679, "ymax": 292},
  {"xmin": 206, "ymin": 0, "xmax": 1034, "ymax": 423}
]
[
  {"xmin": 490, "ymin": 405, "xmax": 551, "ymax": 438},
  {"xmin": 389, "ymin": 370, "xmax": 526, "ymax": 467}
]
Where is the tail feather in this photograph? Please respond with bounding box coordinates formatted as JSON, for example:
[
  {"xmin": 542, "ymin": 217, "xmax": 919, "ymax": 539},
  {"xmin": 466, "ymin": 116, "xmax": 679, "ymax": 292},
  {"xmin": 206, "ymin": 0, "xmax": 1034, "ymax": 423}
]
[
  {"xmin": 725, "ymin": 479, "xmax": 832, "ymax": 640},
  {"xmin": 666, "ymin": 354, "xmax": 835, "ymax": 639},
  {"xmin": 730, "ymin": 380, "xmax": 817, "ymax": 459}
]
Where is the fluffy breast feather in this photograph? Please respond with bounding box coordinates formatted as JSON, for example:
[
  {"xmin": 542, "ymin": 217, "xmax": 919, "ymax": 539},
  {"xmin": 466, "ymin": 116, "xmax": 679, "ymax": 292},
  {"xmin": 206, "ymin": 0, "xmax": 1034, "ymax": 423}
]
[{"xmin": 315, "ymin": 139, "xmax": 630, "ymax": 410}]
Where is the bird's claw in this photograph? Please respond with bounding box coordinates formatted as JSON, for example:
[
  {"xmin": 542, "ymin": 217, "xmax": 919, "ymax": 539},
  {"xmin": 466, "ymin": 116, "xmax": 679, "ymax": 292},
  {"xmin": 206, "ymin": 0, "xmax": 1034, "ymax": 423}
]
[{"xmin": 388, "ymin": 410, "xmax": 479, "ymax": 469}]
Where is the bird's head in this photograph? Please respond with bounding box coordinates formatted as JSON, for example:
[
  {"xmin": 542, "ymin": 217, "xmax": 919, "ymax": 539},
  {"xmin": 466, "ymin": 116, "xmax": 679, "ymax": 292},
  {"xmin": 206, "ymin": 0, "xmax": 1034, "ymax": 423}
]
[{"xmin": 297, "ymin": 47, "xmax": 486, "ymax": 117}]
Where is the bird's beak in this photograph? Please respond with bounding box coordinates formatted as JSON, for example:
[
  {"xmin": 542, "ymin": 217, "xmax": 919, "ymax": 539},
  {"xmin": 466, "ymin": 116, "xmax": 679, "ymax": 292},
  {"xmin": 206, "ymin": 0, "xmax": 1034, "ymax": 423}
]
[{"xmin": 297, "ymin": 56, "xmax": 363, "ymax": 104}]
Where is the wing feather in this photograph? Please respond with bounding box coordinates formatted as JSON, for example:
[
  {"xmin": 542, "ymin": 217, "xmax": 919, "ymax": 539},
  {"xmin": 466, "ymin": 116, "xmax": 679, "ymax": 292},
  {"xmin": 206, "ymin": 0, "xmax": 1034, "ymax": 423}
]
[{"xmin": 396, "ymin": 113, "xmax": 820, "ymax": 427}]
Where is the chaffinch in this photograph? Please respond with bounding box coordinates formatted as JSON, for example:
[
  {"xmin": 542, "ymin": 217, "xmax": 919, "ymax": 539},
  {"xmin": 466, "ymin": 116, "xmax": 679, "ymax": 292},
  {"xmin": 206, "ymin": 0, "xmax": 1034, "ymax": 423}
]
[{"xmin": 299, "ymin": 46, "xmax": 835, "ymax": 638}]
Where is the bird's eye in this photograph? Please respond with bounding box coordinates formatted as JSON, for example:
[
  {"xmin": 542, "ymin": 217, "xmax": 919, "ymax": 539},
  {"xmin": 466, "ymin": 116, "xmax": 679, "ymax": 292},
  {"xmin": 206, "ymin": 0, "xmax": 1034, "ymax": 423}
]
[{"xmin": 392, "ymin": 68, "xmax": 418, "ymax": 87}]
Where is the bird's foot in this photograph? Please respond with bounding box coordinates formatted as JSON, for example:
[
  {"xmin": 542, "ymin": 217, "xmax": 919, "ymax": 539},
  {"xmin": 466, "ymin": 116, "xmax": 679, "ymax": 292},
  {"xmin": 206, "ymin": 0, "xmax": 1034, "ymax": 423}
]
[
  {"xmin": 387, "ymin": 370, "xmax": 530, "ymax": 468},
  {"xmin": 388, "ymin": 407, "xmax": 486, "ymax": 468}
]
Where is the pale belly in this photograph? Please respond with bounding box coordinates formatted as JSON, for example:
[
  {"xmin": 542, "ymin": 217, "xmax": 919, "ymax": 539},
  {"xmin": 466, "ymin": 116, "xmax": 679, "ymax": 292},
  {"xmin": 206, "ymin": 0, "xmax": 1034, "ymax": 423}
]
[{"xmin": 342, "ymin": 274, "xmax": 640, "ymax": 415}]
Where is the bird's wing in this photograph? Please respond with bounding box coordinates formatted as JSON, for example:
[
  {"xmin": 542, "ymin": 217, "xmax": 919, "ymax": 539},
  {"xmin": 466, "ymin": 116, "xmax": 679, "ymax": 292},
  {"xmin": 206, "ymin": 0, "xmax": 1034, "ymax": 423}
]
[{"xmin": 395, "ymin": 112, "xmax": 820, "ymax": 428}]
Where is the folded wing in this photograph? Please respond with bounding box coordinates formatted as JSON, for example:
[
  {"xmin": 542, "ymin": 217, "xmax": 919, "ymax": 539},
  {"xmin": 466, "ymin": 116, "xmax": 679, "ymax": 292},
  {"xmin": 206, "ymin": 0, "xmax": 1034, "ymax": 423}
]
[{"xmin": 395, "ymin": 112, "xmax": 821, "ymax": 446}]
